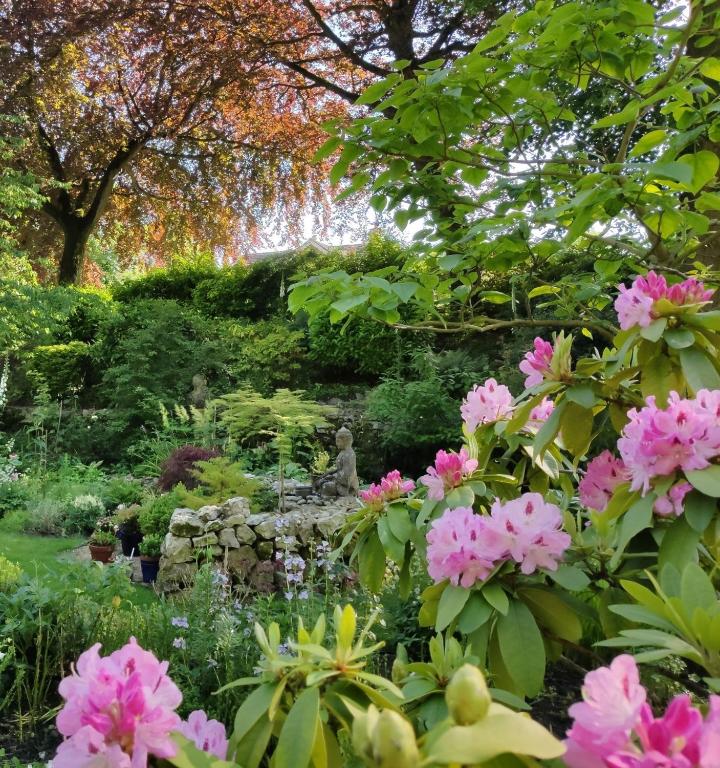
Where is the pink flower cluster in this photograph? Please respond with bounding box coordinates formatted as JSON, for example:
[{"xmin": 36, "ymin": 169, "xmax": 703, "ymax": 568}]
[
  {"xmin": 530, "ymin": 397, "xmax": 555, "ymax": 424},
  {"xmin": 461, "ymin": 378, "xmax": 514, "ymax": 432},
  {"xmin": 615, "ymin": 271, "xmax": 714, "ymax": 330},
  {"xmin": 426, "ymin": 493, "xmax": 570, "ymax": 587},
  {"xmin": 55, "ymin": 638, "xmax": 182, "ymax": 767},
  {"xmin": 579, "ymin": 451, "xmax": 631, "ymax": 513},
  {"xmin": 54, "ymin": 639, "xmax": 228, "ymax": 768},
  {"xmin": 520, "ymin": 338, "xmax": 554, "ymax": 388},
  {"xmin": 618, "ymin": 391, "xmax": 720, "ymax": 496},
  {"xmin": 565, "ymin": 654, "xmax": 720, "ymax": 767},
  {"xmin": 420, "ymin": 448, "xmax": 478, "ymax": 501},
  {"xmin": 179, "ymin": 710, "xmax": 228, "ymax": 760},
  {"xmin": 360, "ymin": 470, "xmax": 415, "ymax": 512}
]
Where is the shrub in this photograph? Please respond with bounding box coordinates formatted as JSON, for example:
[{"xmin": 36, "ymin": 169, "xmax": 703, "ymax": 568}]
[
  {"xmin": 139, "ymin": 532, "xmax": 162, "ymax": 558},
  {"xmin": 138, "ymin": 491, "xmax": 181, "ymax": 536},
  {"xmin": 112, "ymin": 264, "xmax": 218, "ymax": 303},
  {"xmin": 102, "ymin": 476, "xmax": 145, "ymax": 508},
  {"xmin": 0, "ymin": 555, "xmax": 21, "ymax": 592},
  {"xmin": 159, "ymin": 445, "xmax": 221, "ymax": 492},
  {"xmin": 177, "ymin": 457, "xmax": 261, "ymax": 509},
  {"xmin": 26, "ymin": 341, "xmax": 91, "ymax": 396},
  {"xmin": 62, "ymin": 494, "xmax": 106, "ymax": 535}
]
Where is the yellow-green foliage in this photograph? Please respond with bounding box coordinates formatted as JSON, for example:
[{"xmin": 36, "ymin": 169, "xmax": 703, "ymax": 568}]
[
  {"xmin": 177, "ymin": 457, "xmax": 261, "ymax": 510},
  {"xmin": 0, "ymin": 555, "xmax": 21, "ymax": 592}
]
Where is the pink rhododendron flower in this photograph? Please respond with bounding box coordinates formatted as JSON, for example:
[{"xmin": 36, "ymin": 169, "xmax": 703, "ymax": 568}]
[
  {"xmin": 520, "ymin": 338, "xmax": 554, "ymax": 388},
  {"xmin": 380, "ymin": 469, "xmax": 415, "ymax": 500},
  {"xmin": 617, "ymin": 392, "xmax": 720, "ymax": 495},
  {"xmin": 54, "ymin": 638, "xmax": 182, "ymax": 768},
  {"xmin": 426, "ymin": 506, "xmax": 502, "ymax": 587},
  {"xmin": 565, "ymin": 655, "xmax": 646, "ymax": 766},
  {"xmin": 420, "ymin": 448, "xmax": 478, "ymax": 501},
  {"xmin": 529, "ymin": 397, "xmax": 555, "ymax": 424},
  {"xmin": 654, "ymin": 481, "xmax": 693, "ymax": 518},
  {"xmin": 179, "ymin": 710, "xmax": 228, "ymax": 760},
  {"xmin": 361, "ymin": 470, "xmax": 415, "ymax": 512},
  {"xmin": 483, "ymin": 493, "xmax": 570, "ymax": 574},
  {"xmin": 565, "ymin": 655, "xmax": 718, "ymax": 768},
  {"xmin": 579, "ymin": 451, "xmax": 630, "ymax": 513},
  {"xmin": 461, "ymin": 378, "xmax": 514, "ymax": 432},
  {"xmin": 360, "ymin": 483, "xmax": 385, "ymax": 512},
  {"xmin": 615, "ymin": 272, "xmax": 714, "ymax": 330}
]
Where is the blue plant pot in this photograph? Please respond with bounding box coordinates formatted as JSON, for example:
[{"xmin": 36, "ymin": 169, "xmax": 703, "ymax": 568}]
[{"xmin": 140, "ymin": 557, "xmax": 160, "ymax": 583}]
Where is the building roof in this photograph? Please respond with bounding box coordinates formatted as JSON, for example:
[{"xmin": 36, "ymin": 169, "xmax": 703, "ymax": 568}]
[{"xmin": 249, "ymin": 237, "xmax": 360, "ymax": 262}]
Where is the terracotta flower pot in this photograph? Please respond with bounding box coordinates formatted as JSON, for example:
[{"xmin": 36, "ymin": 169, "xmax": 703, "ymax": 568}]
[
  {"xmin": 89, "ymin": 544, "xmax": 114, "ymax": 563},
  {"xmin": 140, "ymin": 556, "xmax": 160, "ymax": 583}
]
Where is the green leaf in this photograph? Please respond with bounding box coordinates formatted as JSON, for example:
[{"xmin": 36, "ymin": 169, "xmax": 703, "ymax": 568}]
[
  {"xmin": 640, "ymin": 318, "xmax": 667, "ymax": 342},
  {"xmin": 427, "ymin": 711, "xmax": 564, "ymax": 764},
  {"xmin": 377, "ymin": 517, "xmax": 405, "ymax": 565},
  {"xmin": 681, "ymin": 562, "xmax": 717, "ymax": 614},
  {"xmin": 679, "ymin": 346, "xmax": 720, "ymax": 392},
  {"xmin": 358, "ymin": 530, "xmax": 387, "ymax": 592},
  {"xmin": 629, "ymin": 129, "xmax": 667, "ymax": 157},
  {"xmin": 533, "ymin": 399, "xmax": 566, "ymax": 457},
  {"xmin": 700, "ymin": 57, "xmax": 720, "ymax": 80},
  {"xmin": 386, "ymin": 505, "xmax": 414, "ymax": 543},
  {"xmin": 497, "ymin": 600, "xmax": 546, "ymax": 696},
  {"xmin": 436, "ymin": 584, "xmax": 471, "ymax": 632},
  {"xmin": 527, "ymin": 285, "xmax": 560, "ymax": 298},
  {"xmin": 548, "ymin": 565, "xmax": 591, "ymax": 591},
  {"xmin": 478, "ymin": 290, "xmax": 512, "ymax": 304},
  {"xmin": 565, "ymin": 385, "xmax": 599, "ymax": 409},
  {"xmin": 457, "ymin": 592, "xmax": 493, "ymax": 633},
  {"xmin": 169, "ymin": 734, "xmax": 236, "ymax": 768},
  {"xmin": 560, "ymin": 401, "xmax": 593, "ymax": 458},
  {"xmin": 229, "ymin": 683, "xmax": 277, "ymax": 746},
  {"xmin": 519, "ymin": 587, "xmax": 583, "ymax": 642},
  {"xmin": 677, "ymin": 151, "xmax": 720, "ymax": 194},
  {"xmin": 482, "ymin": 582, "xmax": 509, "ymax": 615},
  {"xmin": 684, "ymin": 492, "xmax": 716, "ymax": 532},
  {"xmin": 664, "ymin": 328, "xmax": 696, "ymax": 349},
  {"xmin": 686, "ymin": 466, "xmax": 720, "ymax": 498},
  {"xmin": 274, "ymin": 686, "xmax": 320, "ymax": 768},
  {"xmin": 592, "ymin": 100, "xmax": 640, "ymax": 128},
  {"xmin": 445, "ymin": 484, "xmax": 475, "ymax": 507},
  {"xmin": 610, "ymin": 495, "xmax": 654, "ymax": 569},
  {"xmin": 658, "ymin": 516, "xmax": 700, "ymax": 571}
]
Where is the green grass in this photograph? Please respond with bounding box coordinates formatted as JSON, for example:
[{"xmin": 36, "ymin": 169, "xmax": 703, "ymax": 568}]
[{"xmin": 0, "ymin": 529, "xmax": 157, "ymax": 607}]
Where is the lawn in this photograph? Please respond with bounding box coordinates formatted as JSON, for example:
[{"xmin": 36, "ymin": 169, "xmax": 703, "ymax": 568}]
[{"xmin": 0, "ymin": 530, "xmax": 157, "ymax": 607}]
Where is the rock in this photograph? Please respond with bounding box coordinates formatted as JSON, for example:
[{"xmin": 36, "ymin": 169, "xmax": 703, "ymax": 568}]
[
  {"xmin": 249, "ymin": 561, "xmax": 275, "ymax": 593},
  {"xmin": 246, "ymin": 513, "xmax": 271, "ymax": 527},
  {"xmin": 192, "ymin": 532, "xmax": 218, "ymax": 548},
  {"xmin": 235, "ymin": 524, "xmax": 256, "ymax": 544},
  {"xmin": 254, "ymin": 519, "xmax": 278, "ymax": 539},
  {"xmin": 197, "ymin": 505, "xmax": 221, "ymax": 523},
  {"xmin": 161, "ymin": 534, "xmax": 194, "ymax": 564},
  {"xmin": 223, "ymin": 497, "xmax": 251, "ymax": 518},
  {"xmin": 316, "ymin": 511, "xmax": 349, "ymax": 538},
  {"xmin": 204, "ymin": 519, "xmax": 225, "ymax": 533},
  {"xmin": 256, "ymin": 540, "xmax": 274, "ymax": 560},
  {"xmin": 218, "ymin": 528, "xmax": 240, "ymax": 548},
  {"xmin": 226, "ymin": 546, "xmax": 258, "ymax": 579},
  {"xmin": 275, "ymin": 534, "xmax": 299, "ymax": 551},
  {"xmin": 295, "ymin": 517, "xmax": 316, "ymax": 544},
  {"xmin": 169, "ymin": 508, "xmax": 204, "ymax": 537},
  {"xmin": 157, "ymin": 561, "xmax": 198, "ymax": 592},
  {"xmin": 224, "ymin": 512, "xmax": 248, "ymax": 526}
]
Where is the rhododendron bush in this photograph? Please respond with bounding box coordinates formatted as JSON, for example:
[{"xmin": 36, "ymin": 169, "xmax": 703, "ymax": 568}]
[{"xmin": 341, "ymin": 269, "xmax": 720, "ymax": 699}]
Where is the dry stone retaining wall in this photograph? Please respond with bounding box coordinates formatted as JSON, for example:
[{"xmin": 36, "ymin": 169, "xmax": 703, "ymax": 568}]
[{"xmin": 157, "ymin": 484, "xmax": 360, "ymax": 593}]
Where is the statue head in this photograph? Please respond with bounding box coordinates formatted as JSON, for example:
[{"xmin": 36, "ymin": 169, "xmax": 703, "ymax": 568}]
[
  {"xmin": 335, "ymin": 426, "xmax": 353, "ymax": 449},
  {"xmin": 192, "ymin": 374, "xmax": 207, "ymax": 388}
]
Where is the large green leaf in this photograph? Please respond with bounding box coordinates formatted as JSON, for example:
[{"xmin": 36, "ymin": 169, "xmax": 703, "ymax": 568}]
[
  {"xmin": 687, "ymin": 466, "xmax": 720, "ymax": 498},
  {"xmin": 610, "ymin": 495, "xmax": 654, "ymax": 568},
  {"xmin": 658, "ymin": 516, "xmax": 700, "ymax": 571},
  {"xmin": 168, "ymin": 734, "xmax": 236, "ymax": 768},
  {"xmin": 436, "ymin": 584, "xmax": 471, "ymax": 632},
  {"xmin": 274, "ymin": 686, "xmax": 320, "ymax": 768},
  {"xmin": 679, "ymin": 347, "xmax": 720, "ymax": 392},
  {"xmin": 358, "ymin": 530, "xmax": 387, "ymax": 592},
  {"xmin": 496, "ymin": 600, "xmax": 546, "ymax": 696}
]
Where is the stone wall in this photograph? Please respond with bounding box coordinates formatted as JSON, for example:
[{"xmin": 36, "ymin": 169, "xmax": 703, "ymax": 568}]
[{"xmin": 158, "ymin": 484, "xmax": 360, "ymax": 592}]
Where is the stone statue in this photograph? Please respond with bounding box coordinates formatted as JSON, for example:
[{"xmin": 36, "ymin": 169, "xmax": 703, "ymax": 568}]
[
  {"xmin": 315, "ymin": 426, "xmax": 359, "ymax": 497},
  {"xmin": 190, "ymin": 374, "xmax": 209, "ymax": 408}
]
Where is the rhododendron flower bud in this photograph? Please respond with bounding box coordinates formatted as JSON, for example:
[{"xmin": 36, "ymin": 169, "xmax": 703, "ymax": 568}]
[
  {"xmin": 179, "ymin": 710, "xmax": 228, "ymax": 760},
  {"xmin": 653, "ymin": 481, "xmax": 693, "ymax": 517},
  {"xmin": 579, "ymin": 451, "xmax": 630, "ymax": 513},
  {"xmin": 520, "ymin": 338, "xmax": 554, "ymax": 388},
  {"xmin": 461, "ymin": 378, "xmax": 514, "ymax": 432},
  {"xmin": 420, "ymin": 448, "xmax": 478, "ymax": 501},
  {"xmin": 446, "ymin": 664, "xmax": 491, "ymax": 724},
  {"xmin": 54, "ymin": 638, "xmax": 182, "ymax": 768},
  {"xmin": 371, "ymin": 710, "xmax": 420, "ymax": 768}
]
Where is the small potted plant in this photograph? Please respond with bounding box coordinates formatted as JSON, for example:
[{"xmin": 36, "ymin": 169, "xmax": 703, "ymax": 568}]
[
  {"xmin": 139, "ymin": 533, "xmax": 163, "ymax": 583},
  {"xmin": 115, "ymin": 506, "xmax": 143, "ymax": 556},
  {"xmin": 89, "ymin": 529, "xmax": 116, "ymax": 563}
]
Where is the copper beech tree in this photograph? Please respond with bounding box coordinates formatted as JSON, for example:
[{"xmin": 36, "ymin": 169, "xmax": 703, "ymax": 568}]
[{"xmin": 0, "ymin": 1, "xmax": 337, "ymax": 283}]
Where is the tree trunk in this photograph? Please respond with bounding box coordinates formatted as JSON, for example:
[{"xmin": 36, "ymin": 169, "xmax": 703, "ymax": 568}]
[{"xmin": 58, "ymin": 218, "xmax": 91, "ymax": 285}]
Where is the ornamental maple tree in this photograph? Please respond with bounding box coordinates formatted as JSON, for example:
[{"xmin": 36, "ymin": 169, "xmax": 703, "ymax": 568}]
[{"xmin": 1, "ymin": 1, "xmax": 335, "ymax": 283}]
